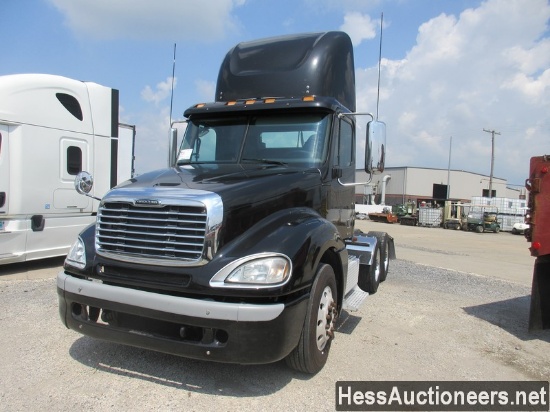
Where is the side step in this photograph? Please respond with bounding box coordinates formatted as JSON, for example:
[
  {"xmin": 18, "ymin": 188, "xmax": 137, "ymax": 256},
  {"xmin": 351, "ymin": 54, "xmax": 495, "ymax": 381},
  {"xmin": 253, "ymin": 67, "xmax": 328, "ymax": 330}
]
[{"xmin": 343, "ymin": 286, "xmax": 368, "ymax": 312}]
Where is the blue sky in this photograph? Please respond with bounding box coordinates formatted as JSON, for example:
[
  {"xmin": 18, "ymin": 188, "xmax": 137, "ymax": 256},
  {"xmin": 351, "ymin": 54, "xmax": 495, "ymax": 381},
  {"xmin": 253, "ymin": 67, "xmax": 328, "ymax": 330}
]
[{"xmin": 2, "ymin": 0, "xmax": 549, "ymax": 187}]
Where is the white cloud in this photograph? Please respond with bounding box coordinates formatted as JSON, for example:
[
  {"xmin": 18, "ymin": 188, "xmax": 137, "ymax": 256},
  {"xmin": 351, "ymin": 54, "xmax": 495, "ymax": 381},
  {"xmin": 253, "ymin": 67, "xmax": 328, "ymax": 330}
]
[
  {"xmin": 502, "ymin": 40, "xmax": 550, "ymax": 75},
  {"xmin": 141, "ymin": 77, "xmax": 177, "ymax": 106},
  {"xmin": 48, "ymin": 0, "xmax": 245, "ymax": 41},
  {"xmin": 502, "ymin": 70, "xmax": 550, "ymax": 103},
  {"xmin": 356, "ymin": 0, "xmax": 550, "ymax": 185},
  {"xmin": 340, "ymin": 12, "xmax": 377, "ymax": 46}
]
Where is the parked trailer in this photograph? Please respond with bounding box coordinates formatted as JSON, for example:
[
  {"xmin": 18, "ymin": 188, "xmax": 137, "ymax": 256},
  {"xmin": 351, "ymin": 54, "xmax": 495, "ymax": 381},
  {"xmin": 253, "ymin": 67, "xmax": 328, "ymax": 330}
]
[{"xmin": 0, "ymin": 74, "xmax": 135, "ymax": 264}]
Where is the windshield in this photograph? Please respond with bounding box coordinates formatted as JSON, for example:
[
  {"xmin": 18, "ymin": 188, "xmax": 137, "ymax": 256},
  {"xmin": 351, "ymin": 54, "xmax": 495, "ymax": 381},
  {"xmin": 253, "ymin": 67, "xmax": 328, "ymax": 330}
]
[{"xmin": 177, "ymin": 113, "xmax": 330, "ymax": 167}]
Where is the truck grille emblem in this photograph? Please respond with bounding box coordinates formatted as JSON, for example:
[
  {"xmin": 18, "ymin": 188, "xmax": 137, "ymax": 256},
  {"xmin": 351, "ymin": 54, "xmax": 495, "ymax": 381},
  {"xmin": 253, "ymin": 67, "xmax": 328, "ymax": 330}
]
[{"xmin": 135, "ymin": 199, "xmax": 161, "ymax": 206}]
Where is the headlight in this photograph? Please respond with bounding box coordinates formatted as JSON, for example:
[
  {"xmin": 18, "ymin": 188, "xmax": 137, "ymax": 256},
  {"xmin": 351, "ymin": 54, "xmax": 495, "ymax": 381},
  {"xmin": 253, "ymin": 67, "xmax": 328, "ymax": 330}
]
[
  {"xmin": 65, "ymin": 237, "xmax": 86, "ymax": 269},
  {"xmin": 210, "ymin": 254, "xmax": 292, "ymax": 288},
  {"xmin": 227, "ymin": 257, "xmax": 289, "ymax": 284}
]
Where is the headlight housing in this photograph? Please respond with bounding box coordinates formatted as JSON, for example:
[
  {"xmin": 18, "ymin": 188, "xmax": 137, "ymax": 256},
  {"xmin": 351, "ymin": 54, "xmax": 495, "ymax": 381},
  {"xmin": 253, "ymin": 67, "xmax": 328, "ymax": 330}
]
[
  {"xmin": 65, "ymin": 237, "xmax": 86, "ymax": 269},
  {"xmin": 210, "ymin": 253, "xmax": 292, "ymax": 288}
]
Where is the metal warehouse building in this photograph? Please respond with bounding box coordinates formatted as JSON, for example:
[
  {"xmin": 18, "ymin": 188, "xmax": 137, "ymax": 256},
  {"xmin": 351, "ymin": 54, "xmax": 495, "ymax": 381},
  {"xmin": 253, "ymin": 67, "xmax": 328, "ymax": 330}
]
[{"xmin": 355, "ymin": 166, "xmax": 527, "ymax": 207}]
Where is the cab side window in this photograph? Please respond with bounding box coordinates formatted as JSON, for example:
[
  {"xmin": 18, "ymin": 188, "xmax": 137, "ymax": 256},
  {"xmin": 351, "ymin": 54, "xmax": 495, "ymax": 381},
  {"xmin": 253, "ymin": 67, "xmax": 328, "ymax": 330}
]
[
  {"xmin": 56, "ymin": 93, "xmax": 83, "ymax": 121},
  {"xmin": 338, "ymin": 119, "xmax": 353, "ymax": 167},
  {"xmin": 67, "ymin": 146, "xmax": 82, "ymax": 175}
]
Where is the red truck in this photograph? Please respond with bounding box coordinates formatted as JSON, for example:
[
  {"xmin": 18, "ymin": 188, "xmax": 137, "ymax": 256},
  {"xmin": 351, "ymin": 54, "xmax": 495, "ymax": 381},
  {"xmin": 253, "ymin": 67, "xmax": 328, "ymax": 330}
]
[{"xmin": 525, "ymin": 155, "xmax": 550, "ymax": 330}]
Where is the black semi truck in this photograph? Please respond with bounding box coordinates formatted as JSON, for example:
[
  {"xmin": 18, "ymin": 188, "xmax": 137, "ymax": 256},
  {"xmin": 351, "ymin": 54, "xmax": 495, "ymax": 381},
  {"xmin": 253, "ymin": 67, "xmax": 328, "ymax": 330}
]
[{"xmin": 57, "ymin": 31, "xmax": 395, "ymax": 374}]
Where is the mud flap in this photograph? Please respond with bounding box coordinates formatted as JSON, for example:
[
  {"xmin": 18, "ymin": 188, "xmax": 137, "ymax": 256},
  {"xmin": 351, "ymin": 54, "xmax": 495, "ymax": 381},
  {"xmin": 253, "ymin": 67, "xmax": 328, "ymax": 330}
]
[{"xmin": 529, "ymin": 256, "xmax": 550, "ymax": 331}]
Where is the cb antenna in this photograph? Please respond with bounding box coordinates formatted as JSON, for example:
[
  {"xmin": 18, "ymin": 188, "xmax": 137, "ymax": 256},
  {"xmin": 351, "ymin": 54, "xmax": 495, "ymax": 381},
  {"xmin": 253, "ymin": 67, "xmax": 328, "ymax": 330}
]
[
  {"xmin": 376, "ymin": 12, "xmax": 383, "ymax": 120},
  {"xmin": 169, "ymin": 43, "xmax": 177, "ymax": 125}
]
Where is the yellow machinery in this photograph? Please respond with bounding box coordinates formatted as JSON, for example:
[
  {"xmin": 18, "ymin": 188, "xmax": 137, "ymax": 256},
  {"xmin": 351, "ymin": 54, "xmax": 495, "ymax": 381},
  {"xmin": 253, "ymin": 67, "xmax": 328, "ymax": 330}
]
[{"xmin": 442, "ymin": 201, "xmax": 470, "ymax": 230}]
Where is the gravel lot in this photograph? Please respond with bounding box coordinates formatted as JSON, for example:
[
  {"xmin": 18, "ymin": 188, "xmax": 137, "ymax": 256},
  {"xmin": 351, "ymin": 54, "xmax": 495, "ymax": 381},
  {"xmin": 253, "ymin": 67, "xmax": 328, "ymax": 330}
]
[{"xmin": 0, "ymin": 223, "xmax": 549, "ymax": 411}]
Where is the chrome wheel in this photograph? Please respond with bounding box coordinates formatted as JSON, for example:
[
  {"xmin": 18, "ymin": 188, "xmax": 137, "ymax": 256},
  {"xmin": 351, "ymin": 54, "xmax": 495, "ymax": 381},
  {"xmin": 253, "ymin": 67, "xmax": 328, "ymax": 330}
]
[{"xmin": 316, "ymin": 286, "xmax": 337, "ymax": 351}]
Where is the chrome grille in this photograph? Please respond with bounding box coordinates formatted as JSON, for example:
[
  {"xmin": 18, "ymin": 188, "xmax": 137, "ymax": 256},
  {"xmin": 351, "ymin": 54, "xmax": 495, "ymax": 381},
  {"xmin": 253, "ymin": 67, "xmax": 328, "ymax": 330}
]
[{"xmin": 97, "ymin": 202, "xmax": 207, "ymax": 263}]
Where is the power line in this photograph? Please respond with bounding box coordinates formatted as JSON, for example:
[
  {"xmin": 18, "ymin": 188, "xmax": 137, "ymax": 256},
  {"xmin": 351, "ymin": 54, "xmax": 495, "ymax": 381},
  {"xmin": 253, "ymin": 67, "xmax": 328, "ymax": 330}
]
[{"xmin": 483, "ymin": 128, "xmax": 501, "ymax": 198}]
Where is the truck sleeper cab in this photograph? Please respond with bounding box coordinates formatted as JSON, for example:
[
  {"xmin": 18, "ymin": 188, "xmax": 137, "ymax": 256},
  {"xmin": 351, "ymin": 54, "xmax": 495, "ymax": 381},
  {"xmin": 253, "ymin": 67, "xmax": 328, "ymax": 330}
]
[
  {"xmin": 0, "ymin": 74, "xmax": 135, "ymax": 264},
  {"xmin": 57, "ymin": 31, "xmax": 394, "ymax": 374}
]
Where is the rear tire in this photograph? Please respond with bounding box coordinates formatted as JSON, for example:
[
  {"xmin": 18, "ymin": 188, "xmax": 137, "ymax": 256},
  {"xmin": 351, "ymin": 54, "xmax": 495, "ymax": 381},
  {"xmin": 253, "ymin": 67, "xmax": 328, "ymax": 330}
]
[
  {"xmin": 367, "ymin": 231, "xmax": 389, "ymax": 282},
  {"xmin": 285, "ymin": 264, "xmax": 338, "ymax": 374},
  {"xmin": 358, "ymin": 242, "xmax": 381, "ymax": 294}
]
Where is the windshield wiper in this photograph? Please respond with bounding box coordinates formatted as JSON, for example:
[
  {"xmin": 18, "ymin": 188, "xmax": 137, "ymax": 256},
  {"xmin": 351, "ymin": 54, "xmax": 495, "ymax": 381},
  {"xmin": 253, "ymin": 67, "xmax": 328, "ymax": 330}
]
[{"xmin": 242, "ymin": 158, "xmax": 288, "ymax": 166}]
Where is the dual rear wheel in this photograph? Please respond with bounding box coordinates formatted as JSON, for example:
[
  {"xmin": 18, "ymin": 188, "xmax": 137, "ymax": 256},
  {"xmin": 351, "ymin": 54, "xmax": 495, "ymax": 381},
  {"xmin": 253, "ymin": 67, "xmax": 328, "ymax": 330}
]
[{"xmin": 360, "ymin": 232, "xmax": 390, "ymax": 294}]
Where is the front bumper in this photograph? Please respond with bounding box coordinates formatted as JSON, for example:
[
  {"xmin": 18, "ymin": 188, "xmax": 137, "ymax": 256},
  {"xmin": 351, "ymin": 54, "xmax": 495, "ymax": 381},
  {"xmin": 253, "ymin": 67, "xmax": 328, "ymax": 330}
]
[{"xmin": 57, "ymin": 271, "xmax": 308, "ymax": 364}]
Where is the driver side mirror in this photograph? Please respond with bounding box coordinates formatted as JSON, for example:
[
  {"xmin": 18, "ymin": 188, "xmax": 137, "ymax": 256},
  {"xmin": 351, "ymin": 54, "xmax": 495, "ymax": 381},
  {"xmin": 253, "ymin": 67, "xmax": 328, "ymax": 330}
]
[{"xmin": 365, "ymin": 120, "xmax": 386, "ymax": 174}]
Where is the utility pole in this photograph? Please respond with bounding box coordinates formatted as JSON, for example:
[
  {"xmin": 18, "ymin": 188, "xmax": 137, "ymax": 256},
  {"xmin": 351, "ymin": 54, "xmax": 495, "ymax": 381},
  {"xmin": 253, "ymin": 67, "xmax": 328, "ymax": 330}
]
[
  {"xmin": 447, "ymin": 136, "xmax": 452, "ymax": 200},
  {"xmin": 483, "ymin": 128, "xmax": 501, "ymax": 198}
]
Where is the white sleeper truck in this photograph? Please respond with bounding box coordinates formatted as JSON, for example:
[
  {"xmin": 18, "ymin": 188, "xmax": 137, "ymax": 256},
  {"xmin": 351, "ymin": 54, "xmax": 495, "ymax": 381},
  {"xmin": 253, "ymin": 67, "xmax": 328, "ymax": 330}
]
[{"xmin": 0, "ymin": 74, "xmax": 135, "ymax": 264}]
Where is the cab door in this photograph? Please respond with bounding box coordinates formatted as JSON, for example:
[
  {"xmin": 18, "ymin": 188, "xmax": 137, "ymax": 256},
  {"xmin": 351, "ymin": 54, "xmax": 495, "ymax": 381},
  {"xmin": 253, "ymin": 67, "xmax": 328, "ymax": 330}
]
[
  {"xmin": 327, "ymin": 116, "xmax": 356, "ymax": 239},
  {"xmin": 54, "ymin": 137, "xmax": 90, "ymax": 210}
]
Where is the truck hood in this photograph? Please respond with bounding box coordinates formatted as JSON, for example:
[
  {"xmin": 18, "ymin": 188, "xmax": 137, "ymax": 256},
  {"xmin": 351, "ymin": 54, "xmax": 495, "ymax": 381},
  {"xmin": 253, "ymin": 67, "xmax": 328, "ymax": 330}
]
[
  {"xmin": 112, "ymin": 164, "xmax": 325, "ymax": 246},
  {"xmin": 120, "ymin": 164, "xmax": 322, "ymax": 197}
]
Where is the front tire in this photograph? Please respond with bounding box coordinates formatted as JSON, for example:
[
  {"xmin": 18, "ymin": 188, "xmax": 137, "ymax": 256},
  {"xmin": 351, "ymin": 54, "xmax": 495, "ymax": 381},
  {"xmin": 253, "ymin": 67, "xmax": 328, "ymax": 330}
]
[{"xmin": 285, "ymin": 264, "xmax": 338, "ymax": 374}]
